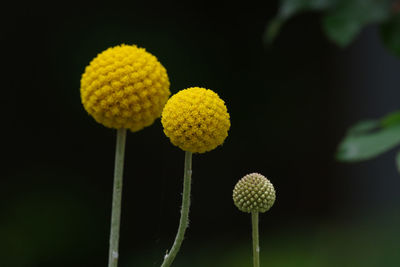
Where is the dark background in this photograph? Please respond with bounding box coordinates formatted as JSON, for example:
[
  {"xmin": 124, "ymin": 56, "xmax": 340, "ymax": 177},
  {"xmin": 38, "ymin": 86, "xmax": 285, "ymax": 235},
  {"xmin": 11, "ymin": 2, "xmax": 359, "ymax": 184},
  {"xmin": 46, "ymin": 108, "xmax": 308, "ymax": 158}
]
[{"xmin": 2, "ymin": 1, "xmax": 400, "ymax": 267}]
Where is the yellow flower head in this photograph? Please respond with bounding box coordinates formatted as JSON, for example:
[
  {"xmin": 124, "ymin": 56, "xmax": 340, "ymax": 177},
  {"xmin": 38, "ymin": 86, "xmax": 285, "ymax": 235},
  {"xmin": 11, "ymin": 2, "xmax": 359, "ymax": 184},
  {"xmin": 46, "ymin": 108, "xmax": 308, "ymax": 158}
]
[
  {"xmin": 80, "ymin": 44, "xmax": 170, "ymax": 132},
  {"xmin": 161, "ymin": 87, "xmax": 230, "ymax": 153}
]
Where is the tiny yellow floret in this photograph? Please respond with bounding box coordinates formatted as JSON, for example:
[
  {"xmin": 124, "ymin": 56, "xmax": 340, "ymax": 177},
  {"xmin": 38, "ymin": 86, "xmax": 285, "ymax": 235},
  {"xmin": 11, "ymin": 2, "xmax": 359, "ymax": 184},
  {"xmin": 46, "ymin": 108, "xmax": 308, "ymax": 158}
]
[
  {"xmin": 161, "ymin": 87, "xmax": 230, "ymax": 153},
  {"xmin": 80, "ymin": 44, "xmax": 170, "ymax": 132}
]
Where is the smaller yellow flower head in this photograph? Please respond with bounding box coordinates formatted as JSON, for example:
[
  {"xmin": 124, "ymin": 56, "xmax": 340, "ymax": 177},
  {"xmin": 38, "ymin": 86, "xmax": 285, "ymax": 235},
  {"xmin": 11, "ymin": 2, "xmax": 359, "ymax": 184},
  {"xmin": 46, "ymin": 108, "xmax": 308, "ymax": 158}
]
[
  {"xmin": 161, "ymin": 87, "xmax": 230, "ymax": 153},
  {"xmin": 80, "ymin": 44, "xmax": 170, "ymax": 132}
]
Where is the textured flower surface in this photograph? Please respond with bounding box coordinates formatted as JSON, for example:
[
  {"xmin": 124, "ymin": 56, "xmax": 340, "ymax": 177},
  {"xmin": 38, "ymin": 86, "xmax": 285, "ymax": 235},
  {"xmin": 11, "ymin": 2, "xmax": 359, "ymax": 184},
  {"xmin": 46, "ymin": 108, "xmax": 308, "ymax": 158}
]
[
  {"xmin": 80, "ymin": 44, "xmax": 170, "ymax": 132},
  {"xmin": 161, "ymin": 87, "xmax": 230, "ymax": 153},
  {"xmin": 233, "ymin": 173, "xmax": 276, "ymax": 213}
]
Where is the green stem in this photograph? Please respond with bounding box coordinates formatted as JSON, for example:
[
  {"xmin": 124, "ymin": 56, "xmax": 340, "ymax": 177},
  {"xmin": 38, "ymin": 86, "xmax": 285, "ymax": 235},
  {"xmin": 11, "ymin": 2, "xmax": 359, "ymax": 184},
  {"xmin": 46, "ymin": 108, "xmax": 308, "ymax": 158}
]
[
  {"xmin": 252, "ymin": 212, "xmax": 260, "ymax": 267},
  {"xmin": 108, "ymin": 128, "xmax": 127, "ymax": 267},
  {"xmin": 161, "ymin": 151, "xmax": 193, "ymax": 267}
]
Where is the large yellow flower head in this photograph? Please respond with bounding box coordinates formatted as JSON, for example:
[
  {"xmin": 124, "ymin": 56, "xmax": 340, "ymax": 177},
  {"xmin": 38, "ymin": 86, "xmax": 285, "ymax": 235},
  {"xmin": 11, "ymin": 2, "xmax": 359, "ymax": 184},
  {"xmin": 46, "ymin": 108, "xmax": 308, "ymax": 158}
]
[
  {"xmin": 80, "ymin": 44, "xmax": 170, "ymax": 132},
  {"xmin": 161, "ymin": 87, "xmax": 230, "ymax": 153}
]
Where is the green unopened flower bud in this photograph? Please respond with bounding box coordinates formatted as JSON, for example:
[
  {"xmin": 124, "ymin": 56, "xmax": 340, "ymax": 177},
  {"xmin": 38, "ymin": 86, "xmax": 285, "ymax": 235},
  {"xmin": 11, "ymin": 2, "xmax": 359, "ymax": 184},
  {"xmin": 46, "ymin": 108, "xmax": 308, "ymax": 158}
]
[{"xmin": 233, "ymin": 173, "xmax": 276, "ymax": 213}]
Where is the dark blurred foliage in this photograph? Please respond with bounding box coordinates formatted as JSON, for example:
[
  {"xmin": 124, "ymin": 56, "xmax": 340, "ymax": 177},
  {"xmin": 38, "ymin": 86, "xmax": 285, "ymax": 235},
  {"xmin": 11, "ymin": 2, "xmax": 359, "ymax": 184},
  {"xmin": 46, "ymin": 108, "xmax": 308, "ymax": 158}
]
[
  {"xmin": 267, "ymin": 0, "xmax": 400, "ymax": 174},
  {"xmin": 1, "ymin": 1, "xmax": 400, "ymax": 267},
  {"xmin": 266, "ymin": 0, "xmax": 400, "ymax": 51}
]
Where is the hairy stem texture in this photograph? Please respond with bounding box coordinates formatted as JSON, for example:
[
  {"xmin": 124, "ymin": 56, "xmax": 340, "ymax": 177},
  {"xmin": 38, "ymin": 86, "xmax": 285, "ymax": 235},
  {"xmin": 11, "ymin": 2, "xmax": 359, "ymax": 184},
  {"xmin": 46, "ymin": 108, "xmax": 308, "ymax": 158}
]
[{"xmin": 161, "ymin": 151, "xmax": 193, "ymax": 267}]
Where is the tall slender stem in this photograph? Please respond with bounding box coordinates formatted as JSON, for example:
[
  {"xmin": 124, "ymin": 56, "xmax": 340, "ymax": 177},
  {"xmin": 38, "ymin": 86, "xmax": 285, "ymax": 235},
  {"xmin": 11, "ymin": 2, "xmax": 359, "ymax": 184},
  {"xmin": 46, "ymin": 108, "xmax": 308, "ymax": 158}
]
[
  {"xmin": 161, "ymin": 151, "xmax": 193, "ymax": 267},
  {"xmin": 108, "ymin": 128, "xmax": 127, "ymax": 267},
  {"xmin": 252, "ymin": 212, "xmax": 260, "ymax": 267}
]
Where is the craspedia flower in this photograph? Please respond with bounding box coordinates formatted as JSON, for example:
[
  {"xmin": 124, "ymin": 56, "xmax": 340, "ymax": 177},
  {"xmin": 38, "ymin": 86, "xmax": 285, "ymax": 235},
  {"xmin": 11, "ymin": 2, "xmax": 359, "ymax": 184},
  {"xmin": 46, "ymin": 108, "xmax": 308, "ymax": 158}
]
[
  {"xmin": 233, "ymin": 173, "xmax": 276, "ymax": 213},
  {"xmin": 161, "ymin": 87, "xmax": 230, "ymax": 153},
  {"xmin": 80, "ymin": 44, "xmax": 170, "ymax": 132}
]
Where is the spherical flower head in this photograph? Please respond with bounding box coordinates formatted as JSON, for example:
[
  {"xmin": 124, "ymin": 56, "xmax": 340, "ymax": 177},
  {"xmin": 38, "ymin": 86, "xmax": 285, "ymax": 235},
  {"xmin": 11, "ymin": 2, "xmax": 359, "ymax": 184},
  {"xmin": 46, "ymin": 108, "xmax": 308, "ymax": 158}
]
[
  {"xmin": 233, "ymin": 173, "xmax": 276, "ymax": 213},
  {"xmin": 161, "ymin": 87, "xmax": 230, "ymax": 153},
  {"xmin": 80, "ymin": 44, "xmax": 171, "ymax": 132}
]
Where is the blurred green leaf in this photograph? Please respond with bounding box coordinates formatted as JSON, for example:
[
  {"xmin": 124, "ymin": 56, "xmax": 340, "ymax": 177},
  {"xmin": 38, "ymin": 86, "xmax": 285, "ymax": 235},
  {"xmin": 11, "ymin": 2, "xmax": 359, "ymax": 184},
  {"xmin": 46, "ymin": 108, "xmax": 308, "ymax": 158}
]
[
  {"xmin": 396, "ymin": 150, "xmax": 400, "ymax": 173},
  {"xmin": 279, "ymin": 0, "xmax": 334, "ymax": 18},
  {"xmin": 346, "ymin": 120, "xmax": 380, "ymax": 136},
  {"xmin": 337, "ymin": 123, "xmax": 400, "ymax": 162},
  {"xmin": 265, "ymin": 0, "xmax": 335, "ymax": 43},
  {"xmin": 380, "ymin": 14, "xmax": 400, "ymax": 57},
  {"xmin": 381, "ymin": 110, "xmax": 400, "ymax": 127},
  {"xmin": 322, "ymin": 0, "xmax": 391, "ymax": 47}
]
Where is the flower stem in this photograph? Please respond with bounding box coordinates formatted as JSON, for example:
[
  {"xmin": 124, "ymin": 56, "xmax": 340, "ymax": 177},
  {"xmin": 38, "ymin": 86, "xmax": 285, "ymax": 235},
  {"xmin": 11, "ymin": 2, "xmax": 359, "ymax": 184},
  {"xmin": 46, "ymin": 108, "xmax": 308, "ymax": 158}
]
[
  {"xmin": 252, "ymin": 212, "xmax": 260, "ymax": 267},
  {"xmin": 108, "ymin": 128, "xmax": 127, "ymax": 267},
  {"xmin": 161, "ymin": 151, "xmax": 193, "ymax": 267}
]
